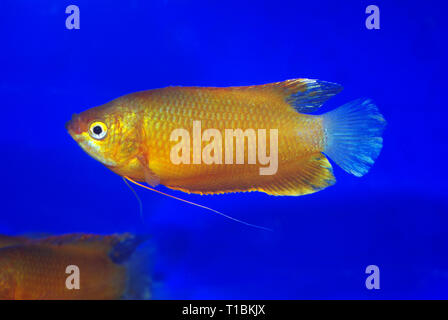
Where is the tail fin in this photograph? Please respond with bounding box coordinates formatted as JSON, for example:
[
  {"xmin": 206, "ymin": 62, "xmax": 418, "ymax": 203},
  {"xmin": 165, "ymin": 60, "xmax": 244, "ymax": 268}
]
[
  {"xmin": 121, "ymin": 240, "xmax": 153, "ymax": 300},
  {"xmin": 111, "ymin": 234, "xmax": 153, "ymax": 300},
  {"xmin": 322, "ymin": 99, "xmax": 386, "ymax": 177}
]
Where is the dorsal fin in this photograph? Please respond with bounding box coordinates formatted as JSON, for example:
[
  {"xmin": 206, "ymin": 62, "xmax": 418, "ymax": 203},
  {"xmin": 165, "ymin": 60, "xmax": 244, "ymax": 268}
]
[
  {"xmin": 251, "ymin": 78, "xmax": 343, "ymax": 114},
  {"xmin": 32, "ymin": 233, "xmax": 146, "ymax": 263},
  {"xmin": 33, "ymin": 233, "xmax": 119, "ymax": 247},
  {"xmin": 0, "ymin": 234, "xmax": 28, "ymax": 249}
]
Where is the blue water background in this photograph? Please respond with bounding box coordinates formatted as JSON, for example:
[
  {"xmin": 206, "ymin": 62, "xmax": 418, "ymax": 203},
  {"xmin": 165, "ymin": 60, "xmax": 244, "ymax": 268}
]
[{"xmin": 1, "ymin": 0, "xmax": 447, "ymax": 298}]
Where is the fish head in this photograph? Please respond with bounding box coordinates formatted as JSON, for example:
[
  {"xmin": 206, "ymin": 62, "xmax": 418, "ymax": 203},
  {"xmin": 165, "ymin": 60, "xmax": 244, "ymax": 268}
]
[{"xmin": 66, "ymin": 102, "xmax": 141, "ymax": 169}]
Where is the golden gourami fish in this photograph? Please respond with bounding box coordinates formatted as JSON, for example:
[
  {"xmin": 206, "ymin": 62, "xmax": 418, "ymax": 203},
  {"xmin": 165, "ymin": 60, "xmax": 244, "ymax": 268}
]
[
  {"xmin": 66, "ymin": 79, "xmax": 386, "ymax": 196},
  {"xmin": 0, "ymin": 233, "xmax": 150, "ymax": 300}
]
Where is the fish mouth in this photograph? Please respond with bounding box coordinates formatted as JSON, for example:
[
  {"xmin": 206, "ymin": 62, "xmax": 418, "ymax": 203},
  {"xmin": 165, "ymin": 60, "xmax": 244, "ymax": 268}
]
[{"xmin": 66, "ymin": 113, "xmax": 83, "ymax": 138}]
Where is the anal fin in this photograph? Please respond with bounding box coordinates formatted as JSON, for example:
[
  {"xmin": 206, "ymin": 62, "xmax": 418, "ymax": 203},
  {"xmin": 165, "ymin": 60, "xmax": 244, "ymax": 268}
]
[{"xmin": 261, "ymin": 153, "xmax": 336, "ymax": 196}]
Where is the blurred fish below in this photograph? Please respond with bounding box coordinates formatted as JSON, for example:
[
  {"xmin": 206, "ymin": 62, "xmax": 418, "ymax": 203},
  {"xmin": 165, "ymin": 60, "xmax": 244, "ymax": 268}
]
[{"xmin": 0, "ymin": 233, "xmax": 152, "ymax": 300}]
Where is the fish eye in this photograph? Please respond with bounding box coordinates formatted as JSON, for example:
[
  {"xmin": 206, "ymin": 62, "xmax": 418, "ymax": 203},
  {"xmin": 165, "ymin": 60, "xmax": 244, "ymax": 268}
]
[{"xmin": 88, "ymin": 121, "xmax": 107, "ymax": 140}]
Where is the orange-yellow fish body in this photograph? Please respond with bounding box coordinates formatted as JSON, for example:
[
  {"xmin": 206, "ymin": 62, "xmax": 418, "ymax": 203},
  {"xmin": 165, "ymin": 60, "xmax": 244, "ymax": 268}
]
[
  {"xmin": 0, "ymin": 233, "xmax": 149, "ymax": 300},
  {"xmin": 67, "ymin": 79, "xmax": 386, "ymax": 195}
]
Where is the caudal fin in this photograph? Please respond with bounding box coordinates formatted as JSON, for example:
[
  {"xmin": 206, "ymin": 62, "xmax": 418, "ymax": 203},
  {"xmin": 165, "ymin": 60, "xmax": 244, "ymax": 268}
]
[
  {"xmin": 322, "ymin": 99, "xmax": 386, "ymax": 177},
  {"xmin": 109, "ymin": 233, "xmax": 153, "ymax": 300}
]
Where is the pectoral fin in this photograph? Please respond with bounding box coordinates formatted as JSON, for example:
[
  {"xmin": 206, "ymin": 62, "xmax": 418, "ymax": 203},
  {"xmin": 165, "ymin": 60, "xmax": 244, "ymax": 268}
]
[{"xmin": 136, "ymin": 154, "xmax": 160, "ymax": 187}]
